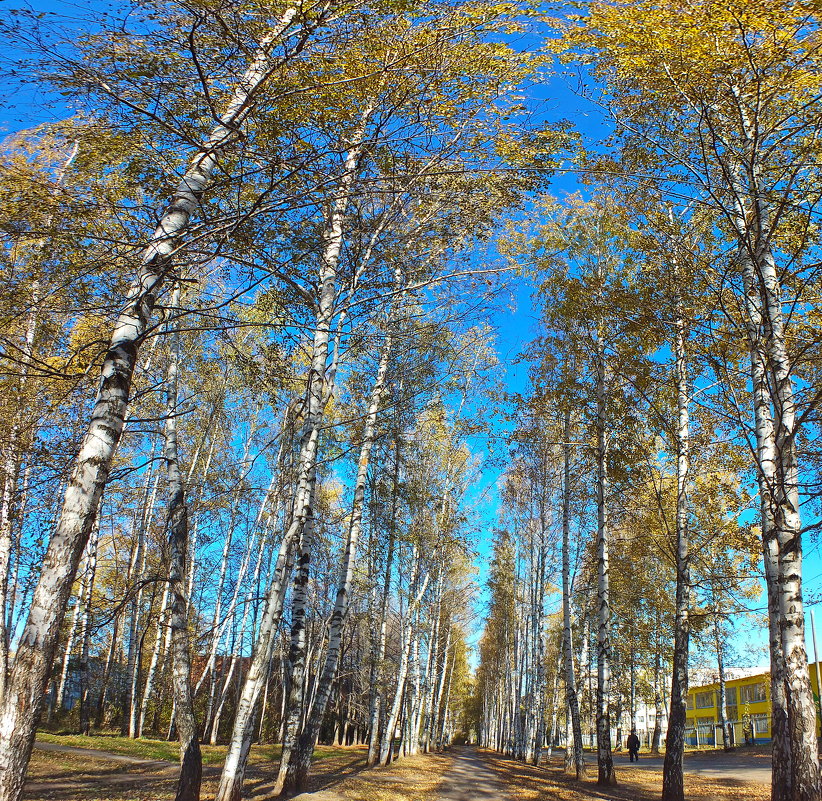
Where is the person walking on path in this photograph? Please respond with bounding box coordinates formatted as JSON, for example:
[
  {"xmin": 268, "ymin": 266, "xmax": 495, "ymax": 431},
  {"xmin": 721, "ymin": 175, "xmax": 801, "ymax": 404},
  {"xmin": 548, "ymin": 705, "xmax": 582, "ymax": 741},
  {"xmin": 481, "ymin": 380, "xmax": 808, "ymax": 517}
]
[{"xmin": 627, "ymin": 730, "xmax": 640, "ymax": 762}]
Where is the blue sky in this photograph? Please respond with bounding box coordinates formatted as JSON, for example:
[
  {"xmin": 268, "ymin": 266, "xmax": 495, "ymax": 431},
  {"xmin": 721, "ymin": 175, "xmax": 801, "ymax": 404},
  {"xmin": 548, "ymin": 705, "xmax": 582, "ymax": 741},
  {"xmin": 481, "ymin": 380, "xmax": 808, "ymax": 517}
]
[{"xmin": 7, "ymin": 0, "xmax": 822, "ymax": 678}]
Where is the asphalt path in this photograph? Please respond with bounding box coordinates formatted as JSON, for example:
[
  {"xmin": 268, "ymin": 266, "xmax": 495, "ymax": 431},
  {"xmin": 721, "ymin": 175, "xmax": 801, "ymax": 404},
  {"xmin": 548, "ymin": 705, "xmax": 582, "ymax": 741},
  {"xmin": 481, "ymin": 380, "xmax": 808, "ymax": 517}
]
[
  {"xmin": 434, "ymin": 747, "xmax": 509, "ymax": 801},
  {"xmin": 610, "ymin": 749, "xmax": 771, "ymax": 783}
]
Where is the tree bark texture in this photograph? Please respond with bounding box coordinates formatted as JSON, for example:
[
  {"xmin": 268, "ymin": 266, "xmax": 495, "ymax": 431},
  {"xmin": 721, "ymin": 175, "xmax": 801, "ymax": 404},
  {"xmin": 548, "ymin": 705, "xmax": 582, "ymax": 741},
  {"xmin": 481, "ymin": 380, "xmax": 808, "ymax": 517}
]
[
  {"xmin": 594, "ymin": 328, "xmax": 615, "ymax": 787},
  {"xmin": 289, "ymin": 335, "xmax": 391, "ymax": 789},
  {"xmin": 562, "ymin": 408, "xmax": 585, "ymax": 779},
  {"xmin": 662, "ymin": 289, "xmax": 691, "ymax": 801},
  {"xmin": 164, "ymin": 286, "xmax": 202, "ymax": 801}
]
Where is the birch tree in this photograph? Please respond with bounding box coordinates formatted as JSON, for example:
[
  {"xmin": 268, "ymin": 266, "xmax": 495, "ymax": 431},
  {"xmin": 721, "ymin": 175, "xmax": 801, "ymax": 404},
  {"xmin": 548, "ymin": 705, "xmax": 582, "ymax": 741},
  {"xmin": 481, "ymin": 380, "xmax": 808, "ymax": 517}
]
[
  {"xmin": 0, "ymin": 6, "xmax": 333, "ymax": 797},
  {"xmin": 565, "ymin": 5, "xmax": 822, "ymax": 796}
]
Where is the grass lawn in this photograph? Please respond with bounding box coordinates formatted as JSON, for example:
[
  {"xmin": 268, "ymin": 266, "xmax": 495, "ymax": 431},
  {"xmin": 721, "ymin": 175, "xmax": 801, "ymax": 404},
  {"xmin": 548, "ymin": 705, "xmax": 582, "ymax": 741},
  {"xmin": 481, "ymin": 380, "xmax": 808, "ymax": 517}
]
[
  {"xmin": 26, "ymin": 734, "xmax": 447, "ymax": 801},
  {"xmin": 35, "ymin": 731, "xmax": 337, "ymax": 766}
]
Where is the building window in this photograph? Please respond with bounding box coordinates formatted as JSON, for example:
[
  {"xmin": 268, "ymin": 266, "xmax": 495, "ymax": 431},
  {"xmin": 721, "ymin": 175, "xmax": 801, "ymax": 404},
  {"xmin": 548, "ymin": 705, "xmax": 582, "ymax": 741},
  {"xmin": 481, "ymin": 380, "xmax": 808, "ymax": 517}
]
[
  {"xmin": 686, "ymin": 695, "xmax": 694, "ymax": 710},
  {"xmin": 696, "ymin": 691, "xmax": 714, "ymax": 709},
  {"xmin": 751, "ymin": 713, "xmax": 769, "ymax": 735},
  {"xmin": 724, "ymin": 687, "xmax": 737, "ymax": 707},
  {"xmin": 740, "ymin": 683, "xmax": 767, "ymax": 704}
]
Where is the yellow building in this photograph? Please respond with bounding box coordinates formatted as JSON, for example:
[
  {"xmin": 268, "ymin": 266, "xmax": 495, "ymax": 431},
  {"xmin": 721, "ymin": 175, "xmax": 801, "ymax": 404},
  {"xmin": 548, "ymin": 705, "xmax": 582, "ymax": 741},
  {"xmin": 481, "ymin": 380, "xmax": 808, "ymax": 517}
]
[{"xmin": 685, "ymin": 663, "xmax": 822, "ymax": 746}]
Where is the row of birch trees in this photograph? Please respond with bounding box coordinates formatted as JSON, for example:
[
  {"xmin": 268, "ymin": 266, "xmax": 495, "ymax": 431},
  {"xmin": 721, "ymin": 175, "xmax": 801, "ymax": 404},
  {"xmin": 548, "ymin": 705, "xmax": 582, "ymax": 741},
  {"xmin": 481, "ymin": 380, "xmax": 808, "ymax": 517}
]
[
  {"xmin": 0, "ymin": 0, "xmax": 549, "ymax": 799},
  {"xmin": 477, "ymin": 6, "xmax": 822, "ymax": 801}
]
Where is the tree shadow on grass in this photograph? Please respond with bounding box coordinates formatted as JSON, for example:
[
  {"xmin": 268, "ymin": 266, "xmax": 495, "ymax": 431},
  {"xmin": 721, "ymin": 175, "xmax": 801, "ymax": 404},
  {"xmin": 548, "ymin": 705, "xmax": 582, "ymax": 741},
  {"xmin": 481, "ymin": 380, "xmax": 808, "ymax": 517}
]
[
  {"xmin": 243, "ymin": 746, "xmax": 369, "ymax": 799},
  {"xmin": 481, "ymin": 750, "xmax": 769, "ymax": 801},
  {"xmin": 482, "ymin": 751, "xmax": 661, "ymax": 801}
]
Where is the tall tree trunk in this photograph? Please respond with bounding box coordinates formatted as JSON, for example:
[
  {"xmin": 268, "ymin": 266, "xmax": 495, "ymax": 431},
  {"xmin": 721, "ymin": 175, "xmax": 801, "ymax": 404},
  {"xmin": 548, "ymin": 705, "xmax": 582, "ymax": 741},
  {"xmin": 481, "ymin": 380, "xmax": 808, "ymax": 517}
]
[
  {"xmin": 56, "ymin": 517, "xmax": 100, "ymax": 715},
  {"xmin": 756, "ymin": 244, "xmax": 821, "ymax": 801},
  {"xmin": 561, "ymin": 408, "xmax": 585, "ymax": 778},
  {"xmin": 367, "ymin": 431, "xmax": 400, "ymax": 766},
  {"xmin": 0, "ymin": 444, "xmax": 21, "ymax": 708},
  {"xmin": 196, "ymin": 425, "xmax": 258, "ymax": 708},
  {"xmin": 738, "ymin": 237, "xmax": 793, "ymax": 800},
  {"xmin": 77, "ymin": 515, "xmax": 99, "ymax": 736},
  {"xmin": 272, "ymin": 519, "xmax": 314, "ymax": 796},
  {"xmin": 138, "ymin": 584, "xmax": 170, "ymax": 738},
  {"xmin": 288, "ymin": 336, "xmax": 391, "ymax": 790},
  {"xmin": 651, "ymin": 647, "xmax": 662, "ymax": 755},
  {"xmin": 594, "ymin": 328, "xmax": 615, "ymax": 787},
  {"xmin": 164, "ymin": 285, "xmax": 202, "ymax": 801},
  {"xmin": 435, "ymin": 631, "xmax": 453, "ymax": 749},
  {"xmin": 95, "ymin": 613, "xmax": 121, "ymax": 728},
  {"xmin": 714, "ymin": 617, "xmax": 731, "ymax": 752},
  {"xmin": 546, "ymin": 652, "xmax": 561, "ymax": 759},
  {"xmin": 433, "ymin": 624, "xmax": 451, "ymax": 751},
  {"xmin": 209, "ymin": 536, "xmax": 266, "ymax": 745},
  {"xmin": 125, "ymin": 468, "xmax": 157, "ymax": 737},
  {"xmin": 662, "ymin": 287, "xmax": 691, "ymax": 801},
  {"xmin": 406, "ymin": 627, "xmax": 423, "ymax": 756},
  {"xmin": 379, "ymin": 552, "xmax": 428, "ymax": 766},
  {"xmin": 212, "ymin": 505, "xmax": 299, "ymax": 801},
  {"xmin": 55, "ymin": 598, "xmax": 83, "ymax": 713},
  {"xmin": 532, "ymin": 531, "xmax": 547, "ymax": 766},
  {"xmin": 0, "ymin": 11, "xmax": 312, "ymax": 795}
]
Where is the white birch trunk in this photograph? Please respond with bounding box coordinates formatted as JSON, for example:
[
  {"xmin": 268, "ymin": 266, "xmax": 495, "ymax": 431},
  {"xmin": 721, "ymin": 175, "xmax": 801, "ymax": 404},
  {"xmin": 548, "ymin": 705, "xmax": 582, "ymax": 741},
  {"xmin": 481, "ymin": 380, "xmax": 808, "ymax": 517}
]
[
  {"xmin": 138, "ymin": 583, "xmax": 170, "ymax": 738},
  {"xmin": 126, "ymin": 470, "xmax": 157, "ymax": 737},
  {"xmin": 197, "ymin": 425, "xmax": 257, "ymax": 708},
  {"xmin": 715, "ymin": 618, "xmax": 731, "ymax": 752},
  {"xmin": 662, "ymin": 285, "xmax": 691, "ymax": 801},
  {"xmin": 288, "ymin": 335, "xmax": 391, "ymax": 789},
  {"xmin": 756, "ymin": 246, "xmax": 821, "ymax": 801},
  {"xmin": 55, "ymin": 598, "xmax": 83, "ymax": 713},
  {"xmin": 0, "ymin": 11, "xmax": 311, "ymax": 796},
  {"xmin": 594, "ymin": 322, "xmax": 615, "ymax": 786},
  {"xmin": 367, "ymin": 435, "xmax": 400, "ymax": 766},
  {"xmin": 209, "ymin": 533, "xmax": 266, "ymax": 745},
  {"xmin": 272, "ymin": 517, "xmax": 314, "ymax": 796},
  {"xmin": 77, "ymin": 517, "xmax": 99, "ymax": 737},
  {"xmin": 379, "ymin": 553, "xmax": 429, "ymax": 766},
  {"xmin": 164, "ymin": 284, "xmax": 202, "ymax": 801},
  {"xmin": 433, "ymin": 625, "xmax": 451, "ymax": 749},
  {"xmin": 561, "ymin": 408, "xmax": 585, "ymax": 777}
]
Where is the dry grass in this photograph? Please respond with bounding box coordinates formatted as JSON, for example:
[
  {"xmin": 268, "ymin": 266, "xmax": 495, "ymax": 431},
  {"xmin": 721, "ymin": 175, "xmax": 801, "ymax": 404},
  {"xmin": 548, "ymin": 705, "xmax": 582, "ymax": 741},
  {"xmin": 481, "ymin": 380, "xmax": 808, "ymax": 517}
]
[
  {"xmin": 320, "ymin": 750, "xmax": 451, "ymax": 801},
  {"xmin": 25, "ymin": 748, "xmax": 179, "ymax": 801},
  {"xmin": 482, "ymin": 750, "xmax": 769, "ymax": 801}
]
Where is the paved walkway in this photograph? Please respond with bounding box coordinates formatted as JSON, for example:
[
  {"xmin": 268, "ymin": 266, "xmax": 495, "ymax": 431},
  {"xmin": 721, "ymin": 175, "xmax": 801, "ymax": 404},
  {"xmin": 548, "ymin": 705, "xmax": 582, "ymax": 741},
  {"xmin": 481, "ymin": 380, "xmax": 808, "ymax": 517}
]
[
  {"xmin": 434, "ymin": 747, "xmax": 508, "ymax": 800},
  {"xmin": 617, "ymin": 750, "xmax": 771, "ymax": 783}
]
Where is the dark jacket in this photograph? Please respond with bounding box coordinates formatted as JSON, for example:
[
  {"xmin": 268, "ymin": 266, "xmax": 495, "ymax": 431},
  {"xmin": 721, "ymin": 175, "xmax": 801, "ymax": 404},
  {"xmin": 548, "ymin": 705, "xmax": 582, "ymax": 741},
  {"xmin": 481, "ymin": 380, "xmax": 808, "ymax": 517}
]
[{"xmin": 626, "ymin": 733, "xmax": 640, "ymax": 751}]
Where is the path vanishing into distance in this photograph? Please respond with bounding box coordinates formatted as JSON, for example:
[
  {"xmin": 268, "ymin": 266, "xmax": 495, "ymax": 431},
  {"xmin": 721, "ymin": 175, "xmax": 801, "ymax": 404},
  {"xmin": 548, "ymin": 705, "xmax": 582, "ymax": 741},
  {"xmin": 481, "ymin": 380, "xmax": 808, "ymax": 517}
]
[{"xmin": 434, "ymin": 747, "xmax": 510, "ymax": 801}]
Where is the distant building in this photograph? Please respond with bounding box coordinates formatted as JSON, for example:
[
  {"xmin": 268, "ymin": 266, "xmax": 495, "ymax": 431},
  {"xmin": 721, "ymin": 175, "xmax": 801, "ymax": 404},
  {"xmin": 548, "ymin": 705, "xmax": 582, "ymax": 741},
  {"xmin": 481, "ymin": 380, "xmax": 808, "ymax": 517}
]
[
  {"xmin": 684, "ymin": 663, "xmax": 822, "ymax": 746},
  {"xmin": 630, "ymin": 699, "xmax": 668, "ymax": 748}
]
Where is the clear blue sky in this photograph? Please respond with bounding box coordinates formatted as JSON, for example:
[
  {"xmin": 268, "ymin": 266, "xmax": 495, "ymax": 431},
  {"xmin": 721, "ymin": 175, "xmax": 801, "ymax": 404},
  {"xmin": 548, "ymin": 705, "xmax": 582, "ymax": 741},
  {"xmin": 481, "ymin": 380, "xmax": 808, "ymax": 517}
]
[{"xmin": 8, "ymin": 0, "xmax": 822, "ymax": 677}]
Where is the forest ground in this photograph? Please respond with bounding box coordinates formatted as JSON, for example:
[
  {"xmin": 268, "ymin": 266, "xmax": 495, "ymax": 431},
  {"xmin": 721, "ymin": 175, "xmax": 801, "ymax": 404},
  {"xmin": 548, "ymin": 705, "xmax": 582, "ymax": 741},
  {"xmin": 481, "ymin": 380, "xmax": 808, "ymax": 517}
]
[{"xmin": 22, "ymin": 736, "xmax": 769, "ymax": 801}]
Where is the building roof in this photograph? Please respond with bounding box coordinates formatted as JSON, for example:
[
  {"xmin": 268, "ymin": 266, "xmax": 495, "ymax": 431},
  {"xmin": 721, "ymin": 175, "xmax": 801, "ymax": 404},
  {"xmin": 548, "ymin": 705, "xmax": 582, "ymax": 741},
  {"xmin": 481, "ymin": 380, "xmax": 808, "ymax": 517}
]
[{"xmin": 688, "ymin": 666, "xmax": 770, "ymax": 691}]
